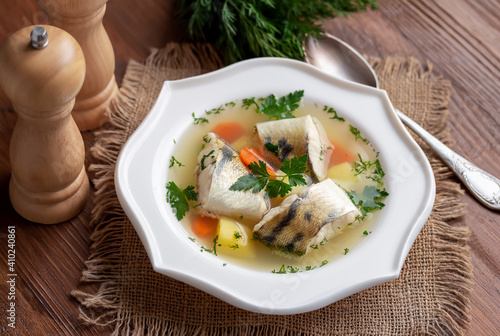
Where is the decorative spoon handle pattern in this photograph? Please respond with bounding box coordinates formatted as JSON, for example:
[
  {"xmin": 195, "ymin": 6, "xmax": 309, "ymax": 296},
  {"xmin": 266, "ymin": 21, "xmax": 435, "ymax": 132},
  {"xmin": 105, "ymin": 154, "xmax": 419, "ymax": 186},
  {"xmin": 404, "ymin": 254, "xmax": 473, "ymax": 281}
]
[{"xmin": 396, "ymin": 110, "xmax": 500, "ymax": 211}]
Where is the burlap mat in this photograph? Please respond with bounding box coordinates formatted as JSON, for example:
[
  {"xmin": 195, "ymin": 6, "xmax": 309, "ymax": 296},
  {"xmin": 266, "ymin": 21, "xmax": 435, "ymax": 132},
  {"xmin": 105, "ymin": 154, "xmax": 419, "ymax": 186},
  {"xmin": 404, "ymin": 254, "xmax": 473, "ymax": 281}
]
[{"xmin": 72, "ymin": 43, "xmax": 472, "ymax": 335}]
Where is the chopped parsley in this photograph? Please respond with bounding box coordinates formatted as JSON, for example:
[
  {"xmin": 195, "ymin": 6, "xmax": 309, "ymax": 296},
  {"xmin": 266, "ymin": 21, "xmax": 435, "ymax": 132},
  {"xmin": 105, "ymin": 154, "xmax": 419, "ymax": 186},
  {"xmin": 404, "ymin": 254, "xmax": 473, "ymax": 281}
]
[
  {"xmin": 206, "ymin": 105, "xmax": 224, "ymax": 115},
  {"xmin": 320, "ymin": 260, "xmax": 328, "ymax": 267},
  {"xmin": 233, "ymin": 232, "xmax": 242, "ymax": 239},
  {"xmin": 323, "ymin": 106, "xmax": 345, "ymax": 122},
  {"xmin": 272, "ymin": 264, "xmax": 287, "ymax": 274},
  {"xmin": 363, "ymin": 230, "xmax": 370, "ymax": 236},
  {"xmin": 319, "ymin": 145, "xmax": 332, "ymax": 161},
  {"xmin": 229, "ymin": 154, "xmax": 308, "ymax": 198},
  {"xmin": 165, "ymin": 182, "xmax": 198, "ymax": 220},
  {"xmin": 349, "ymin": 125, "xmax": 368, "ymax": 143},
  {"xmin": 169, "ymin": 156, "xmax": 184, "ymax": 168},
  {"xmin": 200, "ymin": 236, "xmax": 221, "ymax": 255},
  {"xmin": 200, "ymin": 149, "xmax": 216, "ymax": 170},
  {"xmin": 353, "ymin": 154, "xmax": 385, "ymax": 185},
  {"xmin": 344, "ymin": 248, "xmax": 349, "ymax": 255},
  {"xmin": 192, "ymin": 112, "xmax": 209, "ymax": 124}
]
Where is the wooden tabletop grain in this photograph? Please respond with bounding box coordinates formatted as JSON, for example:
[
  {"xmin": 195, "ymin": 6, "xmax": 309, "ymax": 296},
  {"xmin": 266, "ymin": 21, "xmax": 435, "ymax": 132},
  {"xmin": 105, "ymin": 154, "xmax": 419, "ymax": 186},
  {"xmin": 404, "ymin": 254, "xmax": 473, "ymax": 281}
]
[{"xmin": 0, "ymin": 0, "xmax": 498, "ymax": 335}]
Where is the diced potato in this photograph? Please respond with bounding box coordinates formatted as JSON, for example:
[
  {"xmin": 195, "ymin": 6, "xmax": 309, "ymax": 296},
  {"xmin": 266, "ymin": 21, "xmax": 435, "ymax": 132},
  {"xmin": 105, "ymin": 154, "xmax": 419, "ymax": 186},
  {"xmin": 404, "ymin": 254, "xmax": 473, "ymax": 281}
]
[
  {"xmin": 217, "ymin": 217, "xmax": 255, "ymax": 258},
  {"xmin": 327, "ymin": 162, "xmax": 358, "ymax": 182}
]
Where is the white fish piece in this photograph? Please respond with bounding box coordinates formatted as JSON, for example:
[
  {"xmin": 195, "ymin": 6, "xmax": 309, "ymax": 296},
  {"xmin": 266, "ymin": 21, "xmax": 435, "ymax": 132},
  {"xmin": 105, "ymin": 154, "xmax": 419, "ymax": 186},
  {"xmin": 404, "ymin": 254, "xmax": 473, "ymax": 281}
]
[
  {"xmin": 253, "ymin": 178, "xmax": 361, "ymax": 255},
  {"xmin": 256, "ymin": 115, "xmax": 333, "ymax": 181},
  {"xmin": 195, "ymin": 132, "xmax": 269, "ymax": 221}
]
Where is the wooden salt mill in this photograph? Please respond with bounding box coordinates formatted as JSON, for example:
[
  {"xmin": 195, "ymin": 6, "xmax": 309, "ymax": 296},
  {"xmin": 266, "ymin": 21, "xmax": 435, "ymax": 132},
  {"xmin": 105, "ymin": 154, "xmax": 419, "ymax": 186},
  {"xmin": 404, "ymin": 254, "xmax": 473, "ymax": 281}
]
[
  {"xmin": 0, "ymin": 25, "xmax": 90, "ymax": 224},
  {"xmin": 41, "ymin": 0, "xmax": 118, "ymax": 131}
]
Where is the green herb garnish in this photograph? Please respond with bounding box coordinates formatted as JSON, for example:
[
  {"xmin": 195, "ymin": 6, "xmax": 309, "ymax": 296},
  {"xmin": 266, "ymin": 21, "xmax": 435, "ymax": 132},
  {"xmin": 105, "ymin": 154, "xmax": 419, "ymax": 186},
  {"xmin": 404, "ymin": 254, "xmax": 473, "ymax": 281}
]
[
  {"xmin": 166, "ymin": 182, "xmax": 198, "ymax": 220},
  {"xmin": 344, "ymin": 248, "xmax": 349, "ymax": 255},
  {"xmin": 200, "ymin": 149, "xmax": 216, "ymax": 170},
  {"xmin": 320, "ymin": 260, "xmax": 328, "ymax": 267},
  {"xmin": 349, "ymin": 125, "xmax": 368, "ymax": 143},
  {"xmin": 192, "ymin": 112, "xmax": 209, "ymax": 125},
  {"xmin": 353, "ymin": 154, "xmax": 385, "ymax": 185},
  {"xmin": 234, "ymin": 232, "xmax": 242, "ymax": 239},
  {"xmin": 169, "ymin": 156, "xmax": 184, "ymax": 168},
  {"xmin": 272, "ymin": 264, "xmax": 287, "ymax": 274},
  {"xmin": 212, "ymin": 235, "xmax": 220, "ymax": 256},
  {"xmin": 229, "ymin": 154, "xmax": 308, "ymax": 198},
  {"xmin": 264, "ymin": 142, "xmax": 280, "ymax": 155},
  {"xmin": 323, "ymin": 106, "xmax": 345, "ymax": 122},
  {"xmin": 179, "ymin": 0, "xmax": 378, "ymax": 64},
  {"xmin": 242, "ymin": 91, "xmax": 304, "ymax": 120},
  {"xmin": 348, "ymin": 185, "xmax": 389, "ymax": 217},
  {"xmin": 206, "ymin": 105, "xmax": 224, "ymax": 115}
]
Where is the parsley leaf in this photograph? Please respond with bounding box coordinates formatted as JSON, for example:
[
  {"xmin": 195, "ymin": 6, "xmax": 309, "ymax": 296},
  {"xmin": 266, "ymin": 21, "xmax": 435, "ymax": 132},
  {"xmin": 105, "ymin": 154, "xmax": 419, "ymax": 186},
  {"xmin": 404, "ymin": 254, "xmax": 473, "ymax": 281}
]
[
  {"xmin": 280, "ymin": 154, "xmax": 308, "ymax": 187},
  {"xmin": 166, "ymin": 182, "xmax": 198, "ymax": 220},
  {"xmin": 229, "ymin": 154, "xmax": 308, "ymax": 198},
  {"xmin": 229, "ymin": 174, "xmax": 268, "ymax": 193},
  {"xmin": 266, "ymin": 179, "xmax": 292, "ymax": 198},
  {"xmin": 264, "ymin": 142, "xmax": 280, "ymax": 155},
  {"xmin": 258, "ymin": 90, "xmax": 304, "ymax": 120},
  {"xmin": 348, "ymin": 185, "xmax": 388, "ymax": 216}
]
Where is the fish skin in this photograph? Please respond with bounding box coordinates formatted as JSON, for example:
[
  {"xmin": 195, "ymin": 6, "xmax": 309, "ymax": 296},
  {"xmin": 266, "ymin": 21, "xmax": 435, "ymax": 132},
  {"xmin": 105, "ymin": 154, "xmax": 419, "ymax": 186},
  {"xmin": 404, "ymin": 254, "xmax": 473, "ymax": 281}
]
[
  {"xmin": 253, "ymin": 179, "xmax": 360, "ymax": 255},
  {"xmin": 256, "ymin": 115, "xmax": 332, "ymax": 181},
  {"xmin": 195, "ymin": 132, "xmax": 269, "ymax": 221}
]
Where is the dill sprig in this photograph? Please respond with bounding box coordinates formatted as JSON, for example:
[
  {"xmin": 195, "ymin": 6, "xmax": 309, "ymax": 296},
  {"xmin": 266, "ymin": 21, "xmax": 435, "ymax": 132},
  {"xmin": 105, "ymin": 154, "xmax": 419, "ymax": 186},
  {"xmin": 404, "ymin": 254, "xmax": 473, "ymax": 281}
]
[{"xmin": 178, "ymin": 0, "xmax": 379, "ymax": 64}]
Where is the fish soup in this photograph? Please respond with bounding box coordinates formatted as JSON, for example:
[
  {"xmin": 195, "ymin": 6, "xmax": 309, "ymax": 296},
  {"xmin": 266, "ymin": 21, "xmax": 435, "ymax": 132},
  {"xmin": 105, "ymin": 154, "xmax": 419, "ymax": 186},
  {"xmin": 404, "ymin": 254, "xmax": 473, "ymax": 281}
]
[{"xmin": 166, "ymin": 91, "xmax": 387, "ymax": 273}]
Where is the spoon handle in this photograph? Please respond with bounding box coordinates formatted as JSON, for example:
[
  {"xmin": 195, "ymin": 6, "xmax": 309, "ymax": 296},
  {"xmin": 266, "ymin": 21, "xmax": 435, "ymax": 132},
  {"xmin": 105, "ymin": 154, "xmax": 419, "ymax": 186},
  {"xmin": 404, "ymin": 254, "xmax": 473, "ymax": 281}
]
[{"xmin": 396, "ymin": 109, "xmax": 500, "ymax": 211}]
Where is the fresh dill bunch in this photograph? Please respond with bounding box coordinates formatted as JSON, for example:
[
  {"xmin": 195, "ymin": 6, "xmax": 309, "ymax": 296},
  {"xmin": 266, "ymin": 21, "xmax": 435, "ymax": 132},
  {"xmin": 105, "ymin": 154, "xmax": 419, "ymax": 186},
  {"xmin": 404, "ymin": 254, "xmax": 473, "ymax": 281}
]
[{"xmin": 177, "ymin": 0, "xmax": 378, "ymax": 64}]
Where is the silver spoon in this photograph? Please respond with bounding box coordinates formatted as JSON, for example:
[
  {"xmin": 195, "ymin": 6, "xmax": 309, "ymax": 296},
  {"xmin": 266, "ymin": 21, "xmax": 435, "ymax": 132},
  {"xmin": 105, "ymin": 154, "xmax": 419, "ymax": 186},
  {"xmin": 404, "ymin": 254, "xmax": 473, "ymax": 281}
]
[{"xmin": 304, "ymin": 33, "xmax": 500, "ymax": 211}]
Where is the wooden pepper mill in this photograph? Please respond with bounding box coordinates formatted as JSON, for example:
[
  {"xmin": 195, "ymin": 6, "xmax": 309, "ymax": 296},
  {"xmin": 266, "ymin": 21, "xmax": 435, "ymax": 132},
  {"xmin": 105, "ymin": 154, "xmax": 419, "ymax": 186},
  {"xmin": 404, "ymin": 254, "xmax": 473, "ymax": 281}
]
[
  {"xmin": 0, "ymin": 25, "xmax": 90, "ymax": 224},
  {"xmin": 41, "ymin": 0, "xmax": 119, "ymax": 131}
]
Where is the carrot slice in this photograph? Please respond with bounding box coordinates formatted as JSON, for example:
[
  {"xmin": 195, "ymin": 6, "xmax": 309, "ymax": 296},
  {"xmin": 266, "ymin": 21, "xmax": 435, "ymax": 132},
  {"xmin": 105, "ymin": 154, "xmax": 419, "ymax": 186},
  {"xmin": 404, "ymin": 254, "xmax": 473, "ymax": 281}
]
[
  {"xmin": 329, "ymin": 143, "xmax": 355, "ymax": 166},
  {"xmin": 211, "ymin": 122, "xmax": 246, "ymax": 144},
  {"xmin": 191, "ymin": 215, "xmax": 219, "ymax": 237},
  {"xmin": 240, "ymin": 147, "xmax": 277, "ymax": 177}
]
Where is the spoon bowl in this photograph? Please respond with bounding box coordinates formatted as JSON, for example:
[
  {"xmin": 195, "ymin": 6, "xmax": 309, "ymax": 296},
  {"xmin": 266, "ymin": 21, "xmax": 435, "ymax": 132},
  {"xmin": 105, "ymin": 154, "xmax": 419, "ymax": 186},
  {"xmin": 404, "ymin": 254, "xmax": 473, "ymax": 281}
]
[
  {"xmin": 304, "ymin": 34, "xmax": 378, "ymax": 88},
  {"xmin": 304, "ymin": 33, "xmax": 500, "ymax": 211}
]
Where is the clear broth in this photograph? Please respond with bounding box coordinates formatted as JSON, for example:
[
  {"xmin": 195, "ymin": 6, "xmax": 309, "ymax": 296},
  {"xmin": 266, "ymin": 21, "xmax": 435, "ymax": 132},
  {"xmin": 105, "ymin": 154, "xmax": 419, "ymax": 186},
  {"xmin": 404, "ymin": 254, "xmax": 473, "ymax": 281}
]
[{"xmin": 168, "ymin": 100, "xmax": 382, "ymax": 273}]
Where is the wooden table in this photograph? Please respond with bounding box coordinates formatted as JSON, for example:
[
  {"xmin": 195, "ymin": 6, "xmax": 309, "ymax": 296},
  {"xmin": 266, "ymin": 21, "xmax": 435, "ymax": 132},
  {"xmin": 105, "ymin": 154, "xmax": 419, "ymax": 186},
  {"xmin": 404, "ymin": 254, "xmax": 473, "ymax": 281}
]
[{"xmin": 1, "ymin": 1, "xmax": 498, "ymax": 335}]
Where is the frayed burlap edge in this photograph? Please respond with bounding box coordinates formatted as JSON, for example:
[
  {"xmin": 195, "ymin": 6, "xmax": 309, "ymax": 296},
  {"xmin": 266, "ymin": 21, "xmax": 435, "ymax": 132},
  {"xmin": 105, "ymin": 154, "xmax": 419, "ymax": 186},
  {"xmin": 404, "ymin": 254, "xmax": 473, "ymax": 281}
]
[
  {"xmin": 71, "ymin": 42, "xmax": 224, "ymax": 335},
  {"xmin": 72, "ymin": 50, "xmax": 473, "ymax": 335}
]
